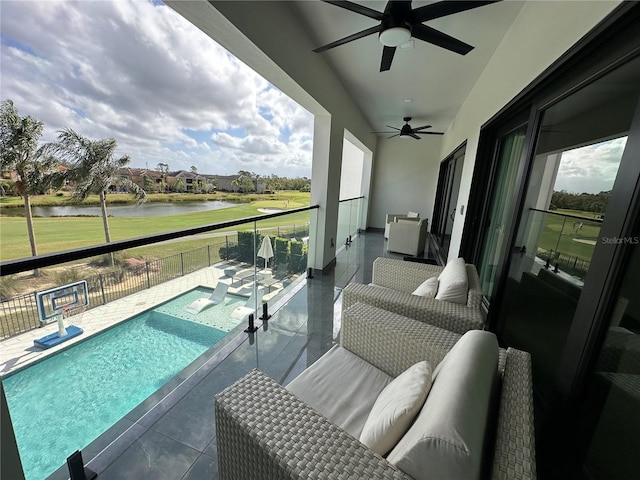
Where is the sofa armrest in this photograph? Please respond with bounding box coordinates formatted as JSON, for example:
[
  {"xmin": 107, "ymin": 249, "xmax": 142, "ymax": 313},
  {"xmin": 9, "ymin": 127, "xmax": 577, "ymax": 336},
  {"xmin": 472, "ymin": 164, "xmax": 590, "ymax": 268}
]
[
  {"xmin": 373, "ymin": 257, "xmax": 443, "ymax": 292},
  {"xmin": 492, "ymin": 348, "xmax": 537, "ymax": 480},
  {"xmin": 215, "ymin": 370, "xmax": 412, "ymax": 480},
  {"xmin": 342, "ymin": 282, "xmax": 484, "ymax": 334},
  {"xmin": 341, "ymin": 302, "xmax": 461, "ymax": 377}
]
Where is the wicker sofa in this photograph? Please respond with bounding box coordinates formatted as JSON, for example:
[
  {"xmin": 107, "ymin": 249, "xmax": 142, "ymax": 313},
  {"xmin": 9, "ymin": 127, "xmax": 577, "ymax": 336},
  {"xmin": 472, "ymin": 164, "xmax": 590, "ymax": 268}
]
[
  {"xmin": 342, "ymin": 257, "xmax": 484, "ymax": 334},
  {"xmin": 215, "ymin": 303, "xmax": 535, "ymax": 480}
]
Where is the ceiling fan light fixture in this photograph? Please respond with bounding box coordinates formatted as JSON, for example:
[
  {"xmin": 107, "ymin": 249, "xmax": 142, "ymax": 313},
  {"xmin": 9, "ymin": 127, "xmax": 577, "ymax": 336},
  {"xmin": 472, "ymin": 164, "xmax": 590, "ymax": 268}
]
[{"xmin": 379, "ymin": 27, "xmax": 411, "ymax": 47}]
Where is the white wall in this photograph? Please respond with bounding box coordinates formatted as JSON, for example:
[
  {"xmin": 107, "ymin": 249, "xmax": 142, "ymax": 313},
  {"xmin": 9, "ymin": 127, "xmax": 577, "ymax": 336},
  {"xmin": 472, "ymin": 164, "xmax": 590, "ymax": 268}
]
[
  {"xmin": 339, "ymin": 138, "xmax": 365, "ymax": 200},
  {"xmin": 439, "ymin": 0, "xmax": 621, "ymax": 261},
  {"xmin": 369, "ymin": 135, "xmax": 442, "ymax": 229}
]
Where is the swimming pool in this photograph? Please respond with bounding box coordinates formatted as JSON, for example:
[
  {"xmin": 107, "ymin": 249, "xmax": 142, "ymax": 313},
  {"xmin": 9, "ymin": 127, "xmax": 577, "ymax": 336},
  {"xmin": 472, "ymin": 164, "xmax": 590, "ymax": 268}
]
[{"xmin": 3, "ymin": 287, "xmax": 245, "ymax": 480}]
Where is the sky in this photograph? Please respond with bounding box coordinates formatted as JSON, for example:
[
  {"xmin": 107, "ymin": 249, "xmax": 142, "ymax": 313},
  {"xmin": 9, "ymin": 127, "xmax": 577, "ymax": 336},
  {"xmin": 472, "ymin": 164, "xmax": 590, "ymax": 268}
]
[
  {"xmin": 554, "ymin": 136, "xmax": 627, "ymax": 194},
  {"xmin": 0, "ymin": 0, "xmax": 314, "ymax": 178}
]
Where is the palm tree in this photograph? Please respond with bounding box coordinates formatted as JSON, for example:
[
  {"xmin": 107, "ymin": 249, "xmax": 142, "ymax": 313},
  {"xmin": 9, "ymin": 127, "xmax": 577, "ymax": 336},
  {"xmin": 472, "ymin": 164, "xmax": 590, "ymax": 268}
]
[
  {"xmin": 46, "ymin": 128, "xmax": 146, "ymax": 245},
  {"xmin": 0, "ymin": 100, "xmax": 63, "ymax": 262}
]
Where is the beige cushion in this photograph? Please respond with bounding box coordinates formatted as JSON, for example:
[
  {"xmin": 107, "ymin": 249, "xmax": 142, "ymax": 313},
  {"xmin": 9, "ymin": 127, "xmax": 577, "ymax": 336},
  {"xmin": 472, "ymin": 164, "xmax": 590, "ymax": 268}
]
[
  {"xmin": 387, "ymin": 330, "xmax": 499, "ymax": 480},
  {"xmin": 407, "ymin": 211, "xmax": 419, "ymax": 218},
  {"xmin": 435, "ymin": 257, "xmax": 468, "ymax": 304},
  {"xmin": 412, "ymin": 277, "xmax": 438, "ymax": 298},
  {"xmin": 286, "ymin": 345, "xmax": 392, "ymax": 438},
  {"xmin": 360, "ymin": 361, "xmax": 433, "ymax": 456}
]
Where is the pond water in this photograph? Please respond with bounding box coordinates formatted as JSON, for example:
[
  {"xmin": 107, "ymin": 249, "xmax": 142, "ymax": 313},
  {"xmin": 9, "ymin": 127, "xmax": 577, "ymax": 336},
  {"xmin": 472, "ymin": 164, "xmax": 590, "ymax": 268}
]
[{"xmin": 32, "ymin": 200, "xmax": 237, "ymax": 218}]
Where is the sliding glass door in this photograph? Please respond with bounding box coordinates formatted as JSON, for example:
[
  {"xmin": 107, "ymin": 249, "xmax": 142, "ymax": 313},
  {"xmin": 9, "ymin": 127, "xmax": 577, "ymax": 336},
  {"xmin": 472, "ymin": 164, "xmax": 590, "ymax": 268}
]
[
  {"xmin": 475, "ymin": 125, "xmax": 527, "ymax": 302},
  {"xmin": 495, "ymin": 55, "xmax": 640, "ymax": 479},
  {"xmin": 432, "ymin": 145, "xmax": 465, "ymax": 259}
]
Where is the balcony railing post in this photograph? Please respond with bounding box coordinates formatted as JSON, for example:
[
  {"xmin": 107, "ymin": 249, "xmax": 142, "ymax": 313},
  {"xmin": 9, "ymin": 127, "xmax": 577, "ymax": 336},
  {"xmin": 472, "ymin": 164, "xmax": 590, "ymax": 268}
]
[
  {"xmin": 180, "ymin": 253, "xmax": 185, "ymax": 276},
  {"xmin": 225, "ymin": 236, "xmax": 229, "ymax": 260},
  {"xmin": 99, "ymin": 274, "xmax": 106, "ymax": 305},
  {"xmin": 207, "ymin": 245, "xmax": 211, "ymax": 266},
  {"xmin": 146, "ymin": 261, "xmax": 151, "ymax": 289}
]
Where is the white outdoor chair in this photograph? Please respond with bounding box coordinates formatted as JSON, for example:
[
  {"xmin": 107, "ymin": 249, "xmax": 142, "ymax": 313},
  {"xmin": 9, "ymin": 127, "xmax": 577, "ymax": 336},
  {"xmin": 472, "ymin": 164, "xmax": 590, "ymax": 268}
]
[
  {"xmin": 231, "ymin": 288, "xmax": 264, "ymax": 320},
  {"xmin": 184, "ymin": 283, "xmax": 229, "ymax": 314}
]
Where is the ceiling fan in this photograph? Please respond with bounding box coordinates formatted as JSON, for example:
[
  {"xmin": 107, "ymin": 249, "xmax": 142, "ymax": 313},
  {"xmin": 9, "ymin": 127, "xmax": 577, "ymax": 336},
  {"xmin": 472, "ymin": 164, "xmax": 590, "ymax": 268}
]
[
  {"xmin": 313, "ymin": 0, "xmax": 501, "ymax": 72},
  {"xmin": 373, "ymin": 117, "xmax": 444, "ymax": 139}
]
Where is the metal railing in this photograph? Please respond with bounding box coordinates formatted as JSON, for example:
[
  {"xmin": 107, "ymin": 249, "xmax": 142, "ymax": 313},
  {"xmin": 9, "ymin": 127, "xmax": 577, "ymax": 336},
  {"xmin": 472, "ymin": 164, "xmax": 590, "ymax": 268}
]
[{"xmin": 0, "ymin": 206, "xmax": 318, "ymax": 339}]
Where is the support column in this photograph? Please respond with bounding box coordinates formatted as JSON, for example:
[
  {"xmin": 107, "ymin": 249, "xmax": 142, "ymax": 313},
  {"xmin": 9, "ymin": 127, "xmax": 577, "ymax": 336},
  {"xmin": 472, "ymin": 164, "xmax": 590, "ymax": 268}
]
[{"xmin": 309, "ymin": 115, "xmax": 344, "ymax": 271}]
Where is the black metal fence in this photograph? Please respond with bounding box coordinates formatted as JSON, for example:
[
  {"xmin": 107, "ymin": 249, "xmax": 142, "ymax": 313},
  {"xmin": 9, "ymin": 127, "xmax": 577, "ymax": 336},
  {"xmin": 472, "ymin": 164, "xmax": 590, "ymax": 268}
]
[
  {"xmin": 0, "ymin": 225, "xmax": 310, "ymax": 339},
  {"xmin": 537, "ymin": 249, "xmax": 591, "ymax": 279}
]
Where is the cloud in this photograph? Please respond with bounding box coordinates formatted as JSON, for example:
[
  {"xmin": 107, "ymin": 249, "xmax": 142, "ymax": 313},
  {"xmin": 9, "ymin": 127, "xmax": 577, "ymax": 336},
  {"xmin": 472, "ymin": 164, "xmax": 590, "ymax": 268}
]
[
  {"xmin": 0, "ymin": 0, "xmax": 313, "ymax": 177},
  {"xmin": 555, "ymin": 136, "xmax": 627, "ymax": 194}
]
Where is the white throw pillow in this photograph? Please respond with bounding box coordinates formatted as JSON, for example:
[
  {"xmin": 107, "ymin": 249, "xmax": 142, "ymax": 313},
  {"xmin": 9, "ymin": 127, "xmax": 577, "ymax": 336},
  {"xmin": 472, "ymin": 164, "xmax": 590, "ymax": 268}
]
[
  {"xmin": 407, "ymin": 211, "xmax": 419, "ymax": 218},
  {"xmin": 435, "ymin": 257, "xmax": 468, "ymax": 304},
  {"xmin": 386, "ymin": 331, "xmax": 499, "ymax": 480},
  {"xmin": 412, "ymin": 277, "xmax": 438, "ymax": 298},
  {"xmin": 359, "ymin": 361, "xmax": 433, "ymax": 456}
]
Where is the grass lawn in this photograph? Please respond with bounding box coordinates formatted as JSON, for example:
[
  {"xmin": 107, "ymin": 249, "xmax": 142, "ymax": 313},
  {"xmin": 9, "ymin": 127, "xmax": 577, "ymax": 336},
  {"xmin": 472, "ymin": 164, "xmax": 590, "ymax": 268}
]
[
  {"xmin": 537, "ymin": 209, "xmax": 601, "ymax": 261},
  {"xmin": 0, "ymin": 192, "xmax": 311, "ymax": 262}
]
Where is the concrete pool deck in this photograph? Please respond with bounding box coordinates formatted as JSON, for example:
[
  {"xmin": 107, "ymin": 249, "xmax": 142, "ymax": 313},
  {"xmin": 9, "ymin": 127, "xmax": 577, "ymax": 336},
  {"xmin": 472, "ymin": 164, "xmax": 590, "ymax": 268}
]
[{"xmin": 0, "ymin": 261, "xmax": 298, "ymax": 377}]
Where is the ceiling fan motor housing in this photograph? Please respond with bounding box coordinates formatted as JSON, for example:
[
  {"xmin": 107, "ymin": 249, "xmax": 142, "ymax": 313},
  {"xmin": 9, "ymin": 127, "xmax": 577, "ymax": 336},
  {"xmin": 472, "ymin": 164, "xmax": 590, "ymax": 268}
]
[{"xmin": 379, "ymin": 2, "xmax": 413, "ymax": 46}]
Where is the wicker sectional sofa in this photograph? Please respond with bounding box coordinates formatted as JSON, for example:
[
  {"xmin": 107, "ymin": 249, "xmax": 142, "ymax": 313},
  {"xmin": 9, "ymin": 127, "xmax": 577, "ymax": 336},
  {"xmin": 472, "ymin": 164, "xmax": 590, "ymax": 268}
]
[
  {"xmin": 215, "ymin": 303, "xmax": 536, "ymax": 480},
  {"xmin": 342, "ymin": 257, "xmax": 484, "ymax": 334}
]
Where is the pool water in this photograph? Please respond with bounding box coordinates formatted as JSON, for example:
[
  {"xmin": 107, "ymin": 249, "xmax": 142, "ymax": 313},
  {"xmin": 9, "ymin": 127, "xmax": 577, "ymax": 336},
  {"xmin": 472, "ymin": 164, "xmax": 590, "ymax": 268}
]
[{"xmin": 3, "ymin": 287, "xmax": 245, "ymax": 480}]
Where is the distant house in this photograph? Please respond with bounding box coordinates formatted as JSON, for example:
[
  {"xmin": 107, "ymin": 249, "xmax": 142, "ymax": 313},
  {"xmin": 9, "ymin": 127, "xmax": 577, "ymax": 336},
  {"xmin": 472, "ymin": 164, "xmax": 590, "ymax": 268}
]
[
  {"xmin": 216, "ymin": 174, "xmax": 265, "ymax": 193},
  {"xmin": 116, "ymin": 168, "xmax": 264, "ymax": 193}
]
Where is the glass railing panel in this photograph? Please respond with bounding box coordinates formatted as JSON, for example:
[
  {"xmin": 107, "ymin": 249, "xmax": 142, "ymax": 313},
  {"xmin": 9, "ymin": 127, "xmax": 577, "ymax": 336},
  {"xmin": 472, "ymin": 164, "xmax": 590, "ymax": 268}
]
[
  {"xmin": 1, "ymin": 206, "xmax": 319, "ymax": 480},
  {"xmin": 336, "ymin": 196, "xmax": 364, "ymax": 252},
  {"xmin": 533, "ymin": 209, "xmax": 601, "ymax": 281},
  {"xmin": 336, "ymin": 200, "xmax": 350, "ymax": 248}
]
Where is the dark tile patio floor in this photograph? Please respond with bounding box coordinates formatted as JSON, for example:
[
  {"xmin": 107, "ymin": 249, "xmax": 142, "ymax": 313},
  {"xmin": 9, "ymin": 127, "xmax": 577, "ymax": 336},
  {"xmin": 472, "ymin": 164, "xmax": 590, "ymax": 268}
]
[{"xmin": 47, "ymin": 231, "xmax": 435, "ymax": 480}]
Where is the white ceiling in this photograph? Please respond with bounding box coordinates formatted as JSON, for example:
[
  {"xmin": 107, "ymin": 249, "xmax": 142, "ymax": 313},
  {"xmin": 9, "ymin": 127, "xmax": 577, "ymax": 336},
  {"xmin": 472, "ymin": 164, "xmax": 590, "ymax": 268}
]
[{"xmin": 291, "ymin": 1, "xmax": 525, "ymax": 134}]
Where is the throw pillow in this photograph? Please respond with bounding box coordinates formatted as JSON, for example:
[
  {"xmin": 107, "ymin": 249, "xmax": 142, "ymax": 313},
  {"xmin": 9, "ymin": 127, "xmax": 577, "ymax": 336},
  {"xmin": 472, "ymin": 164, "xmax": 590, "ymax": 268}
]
[
  {"xmin": 359, "ymin": 361, "xmax": 433, "ymax": 456},
  {"xmin": 435, "ymin": 257, "xmax": 468, "ymax": 304},
  {"xmin": 412, "ymin": 277, "xmax": 438, "ymax": 297},
  {"xmin": 407, "ymin": 211, "xmax": 419, "ymax": 218}
]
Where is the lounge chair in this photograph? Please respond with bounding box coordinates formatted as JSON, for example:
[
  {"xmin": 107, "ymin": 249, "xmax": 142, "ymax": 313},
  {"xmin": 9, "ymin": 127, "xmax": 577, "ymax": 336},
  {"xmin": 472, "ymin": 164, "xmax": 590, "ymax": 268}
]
[
  {"xmin": 184, "ymin": 283, "xmax": 229, "ymax": 314},
  {"xmin": 230, "ymin": 288, "xmax": 264, "ymax": 320}
]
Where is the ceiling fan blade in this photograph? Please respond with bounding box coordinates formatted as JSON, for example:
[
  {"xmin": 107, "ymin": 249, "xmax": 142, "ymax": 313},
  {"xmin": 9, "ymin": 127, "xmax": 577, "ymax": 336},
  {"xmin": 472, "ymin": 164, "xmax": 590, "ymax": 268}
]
[
  {"xmin": 412, "ymin": 1, "xmax": 501, "ymax": 23},
  {"xmin": 415, "ymin": 131, "xmax": 445, "ymax": 136},
  {"xmin": 322, "ymin": 0, "xmax": 385, "ymax": 21},
  {"xmin": 380, "ymin": 46, "xmax": 396, "ymax": 72},
  {"xmin": 387, "ymin": 134, "xmax": 401, "ymax": 139},
  {"xmin": 385, "ymin": 125, "xmax": 401, "ymax": 131},
  {"xmin": 313, "ymin": 25, "xmax": 382, "ymax": 53},
  {"xmin": 412, "ymin": 24, "xmax": 474, "ymax": 55},
  {"xmin": 371, "ymin": 131, "xmax": 398, "ymax": 134},
  {"xmin": 410, "ymin": 133, "xmax": 422, "ymax": 140},
  {"xmin": 412, "ymin": 125, "xmax": 432, "ymax": 131}
]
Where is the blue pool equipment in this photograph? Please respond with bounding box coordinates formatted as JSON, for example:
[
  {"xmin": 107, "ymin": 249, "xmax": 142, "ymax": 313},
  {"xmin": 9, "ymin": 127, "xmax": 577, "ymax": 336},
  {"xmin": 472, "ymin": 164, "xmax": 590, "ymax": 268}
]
[
  {"xmin": 34, "ymin": 325, "xmax": 84, "ymax": 349},
  {"xmin": 34, "ymin": 281, "xmax": 89, "ymax": 349}
]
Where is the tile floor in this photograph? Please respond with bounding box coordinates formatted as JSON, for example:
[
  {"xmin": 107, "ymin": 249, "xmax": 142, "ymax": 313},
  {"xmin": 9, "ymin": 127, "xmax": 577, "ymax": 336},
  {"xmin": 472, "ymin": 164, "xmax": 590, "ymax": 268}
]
[{"xmin": 7, "ymin": 231, "xmax": 434, "ymax": 480}]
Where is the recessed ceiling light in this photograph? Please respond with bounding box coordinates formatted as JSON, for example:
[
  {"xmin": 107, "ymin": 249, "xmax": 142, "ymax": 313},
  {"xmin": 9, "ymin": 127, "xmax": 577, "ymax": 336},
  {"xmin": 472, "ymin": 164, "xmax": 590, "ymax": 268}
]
[{"xmin": 402, "ymin": 98, "xmax": 413, "ymax": 103}]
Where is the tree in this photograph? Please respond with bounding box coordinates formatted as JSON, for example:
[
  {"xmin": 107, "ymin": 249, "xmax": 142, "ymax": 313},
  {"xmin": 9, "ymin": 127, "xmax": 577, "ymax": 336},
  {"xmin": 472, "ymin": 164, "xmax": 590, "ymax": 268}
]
[
  {"xmin": 0, "ymin": 100, "xmax": 63, "ymax": 261},
  {"xmin": 46, "ymin": 128, "xmax": 146, "ymax": 245},
  {"xmin": 156, "ymin": 162, "xmax": 169, "ymax": 193},
  {"xmin": 142, "ymin": 174, "xmax": 155, "ymax": 192},
  {"xmin": 190, "ymin": 165, "xmax": 198, "ymax": 174}
]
